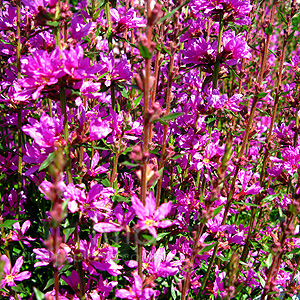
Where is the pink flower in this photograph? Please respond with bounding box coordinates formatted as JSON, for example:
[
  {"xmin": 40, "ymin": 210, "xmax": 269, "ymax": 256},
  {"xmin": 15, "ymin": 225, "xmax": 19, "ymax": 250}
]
[
  {"xmin": 131, "ymin": 192, "xmax": 173, "ymax": 238},
  {"xmin": 115, "ymin": 274, "xmax": 156, "ymax": 300},
  {"xmin": 0, "ymin": 255, "xmax": 31, "ymax": 288}
]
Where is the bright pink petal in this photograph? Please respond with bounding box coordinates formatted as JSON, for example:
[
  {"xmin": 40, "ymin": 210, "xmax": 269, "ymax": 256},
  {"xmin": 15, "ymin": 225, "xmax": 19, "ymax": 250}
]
[
  {"xmin": 14, "ymin": 271, "xmax": 31, "ymax": 281},
  {"xmin": 1, "ymin": 255, "xmax": 11, "ymax": 275},
  {"xmin": 11, "ymin": 256, "xmax": 23, "ymax": 275}
]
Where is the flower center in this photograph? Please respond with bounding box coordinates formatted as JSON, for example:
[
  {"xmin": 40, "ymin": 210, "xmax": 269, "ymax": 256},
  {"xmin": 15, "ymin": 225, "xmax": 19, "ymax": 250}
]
[
  {"xmin": 6, "ymin": 275, "xmax": 14, "ymax": 283},
  {"xmin": 145, "ymin": 219, "xmax": 157, "ymax": 227}
]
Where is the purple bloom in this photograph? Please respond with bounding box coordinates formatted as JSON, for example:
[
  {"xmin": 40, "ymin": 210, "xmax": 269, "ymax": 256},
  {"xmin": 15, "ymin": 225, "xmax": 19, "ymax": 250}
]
[
  {"xmin": 207, "ymin": 89, "xmax": 243, "ymax": 112},
  {"xmin": 221, "ymin": 31, "xmax": 251, "ymax": 65},
  {"xmin": 18, "ymin": 48, "xmax": 65, "ymax": 100},
  {"xmin": 111, "ymin": 7, "xmax": 146, "ymax": 33},
  {"xmin": 115, "ymin": 274, "xmax": 156, "ymax": 300},
  {"xmin": 182, "ymin": 37, "xmax": 216, "ymax": 66},
  {"xmin": 62, "ymin": 45, "xmax": 100, "ymax": 81},
  {"xmin": 0, "ymin": 255, "xmax": 31, "ymax": 288},
  {"xmin": 131, "ymin": 192, "xmax": 173, "ymax": 238},
  {"xmin": 191, "ymin": 0, "xmax": 252, "ymax": 25},
  {"xmin": 22, "ymin": 113, "xmax": 64, "ymax": 148},
  {"xmin": 98, "ymin": 53, "xmax": 133, "ymax": 87}
]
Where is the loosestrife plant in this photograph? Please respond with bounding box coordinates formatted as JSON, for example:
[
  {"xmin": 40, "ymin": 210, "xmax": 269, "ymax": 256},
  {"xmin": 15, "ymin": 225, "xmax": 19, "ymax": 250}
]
[{"xmin": 1, "ymin": 0, "xmax": 300, "ymax": 299}]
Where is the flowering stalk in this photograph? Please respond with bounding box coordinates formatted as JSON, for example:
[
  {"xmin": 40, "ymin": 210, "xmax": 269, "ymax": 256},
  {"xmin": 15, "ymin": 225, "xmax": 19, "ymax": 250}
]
[
  {"xmin": 16, "ymin": 0, "xmax": 22, "ymax": 219},
  {"xmin": 156, "ymin": 44, "xmax": 175, "ymax": 206},
  {"xmin": 181, "ymin": 224, "xmax": 204, "ymax": 300},
  {"xmin": 105, "ymin": 0, "xmax": 113, "ymax": 52},
  {"xmin": 212, "ymin": 12, "xmax": 224, "ymax": 89}
]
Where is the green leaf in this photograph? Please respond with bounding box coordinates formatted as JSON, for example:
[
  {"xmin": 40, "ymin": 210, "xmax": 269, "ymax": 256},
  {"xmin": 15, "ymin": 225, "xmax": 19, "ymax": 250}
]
[
  {"xmin": 264, "ymin": 23, "xmax": 273, "ymax": 35},
  {"xmin": 292, "ymin": 14, "xmax": 300, "ymax": 27},
  {"xmin": 257, "ymin": 92, "xmax": 268, "ymax": 99},
  {"xmin": 34, "ymin": 287, "xmax": 45, "ymax": 300},
  {"xmin": 0, "ymin": 219, "xmax": 19, "ymax": 228},
  {"xmin": 64, "ymin": 226, "xmax": 76, "ymax": 242},
  {"xmin": 155, "ymin": 112, "xmax": 184, "ymax": 126},
  {"xmin": 134, "ymin": 94, "xmax": 142, "ymax": 108},
  {"xmin": 217, "ymin": 255, "xmax": 229, "ymax": 262},
  {"xmin": 263, "ymin": 194, "xmax": 278, "ymax": 202},
  {"xmin": 213, "ymin": 205, "xmax": 224, "ymax": 217},
  {"xmin": 157, "ymin": 0, "xmax": 189, "ymax": 24},
  {"xmin": 118, "ymin": 85, "xmax": 128, "ymax": 99},
  {"xmin": 44, "ymin": 278, "xmax": 54, "ymax": 291},
  {"xmin": 199, "ymin": 242, "xmax": 216, "ymax": 255},
  {"xmin": 11, "ymin": 284, "xmax": 27, "ymax": 294},
  {"xmin": 46, "ymin": 21, "xmax": 59, "ymax": 27},
  {"xmin": 38, "ymin": 152, "xmax": 55, "ymax": 172},
  {"xmin": 286, "ymin": 30, "xmax": 296, "ymax": 42},
  {"xmin": 278, "ymin": 11, "xmax": 288, "ymax": 24},
  {"xmin": 266, "ymin": 253, "xmax": 273, "ymax": 268},
  {"xmin": 257, "ymin": 273, "xmax": 265, "ymax": 287},
  {"xmin": 138, "ymin": 42, "xmax": 152, "ymax": 59},
  {"xmin": 101, "ymin": 178, "xmax": 110, "ymax": 187}
]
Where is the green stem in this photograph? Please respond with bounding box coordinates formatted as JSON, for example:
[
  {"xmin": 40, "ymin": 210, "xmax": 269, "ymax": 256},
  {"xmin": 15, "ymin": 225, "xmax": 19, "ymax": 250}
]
[
  {"xmin": 111, "ymin": 84, "xmax": 116, "ymax": 111},
  {"xmin": 16, "ymin": 0, "xmax": 22, "ymax": 219},
  {"xmin": 105, "ymin": 0, "xmax": 113, "ymax": 51},
  {"xmin": 60, "ymin": 87, "xmax": 72, "ymax": 184},
  {"xmin": 212, "ymin": 12, "xmax": 224, "ymax": 89}
]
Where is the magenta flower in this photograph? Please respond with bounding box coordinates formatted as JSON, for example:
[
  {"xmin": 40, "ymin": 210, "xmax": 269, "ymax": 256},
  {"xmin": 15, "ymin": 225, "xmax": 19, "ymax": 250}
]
[
  {"xmin": 131, "ymin": 192, "xmax": 173, "ymax": 238},
  {"xmin": 221, "ymin": 31, "xmax": 251, "ymax": 65},
  {"xmin": 0, "ymin": 255, "xmax": 31, "ymax": 288},
  {"xmin": 182, "ymin": 37, "xmax": 216, "ymax": 67},
  {"xmin": 115, "ymin": 274, "xmax": 156, "ymax": 300},
  {"xmin": 22, "ymin": 113, "xmax": 65, "ymax": 148},
  {"xmin": 62, "ymin": 45, "xmax": 100, "ymax": 81},
  {"xmin": 18, "ymin": 48, "xmax": 65, "ymax": 100},
  {"xmin": 110, "ymin": 7, "xmax": 146, "ymax": 33},
  {"xmin": 98, "ymin": 53, "xmax": 133, "ymax": 87}
]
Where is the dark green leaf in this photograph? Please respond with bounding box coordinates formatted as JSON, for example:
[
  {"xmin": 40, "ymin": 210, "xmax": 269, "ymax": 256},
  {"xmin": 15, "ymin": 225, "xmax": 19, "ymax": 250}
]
[
  {"xmin": 138, "ymin": 43, "xmax": 152, "ymax": 59},
  {"xmin": 257, "ymin": 92, "xmax": 268, "ymax": 99},
  {"xmin": 264, "ymin": 23, "xmax": 273, "ymax": 35},
  {"xmin": 199, "ymin": 242, "xmax": 216, "ymax": 254},
  {"xmin": 34, "ymin": 287, "xmax": 45, "ymax": 300},
  {"xmin": 44, "ymin": 278, "xmax": 54, "ymax": 291},
  {"xmin": 278, "ymin": 11, "xmax": 288, "ymax": 24},
  {"xmin": 0, "ymin": 220, "xmax": 19, "ymax": 228},
  {"xmin": 38, "ymin": 152, "xmax": 55, "ymax": 172},
  {"xmin": 213, "ymin": 205, "xmax": 224, "ymax": 217}
]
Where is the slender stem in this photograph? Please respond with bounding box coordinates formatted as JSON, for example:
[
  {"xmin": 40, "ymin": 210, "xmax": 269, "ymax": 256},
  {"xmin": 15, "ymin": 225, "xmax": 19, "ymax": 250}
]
[
  {"xmin": 212, "ymin": 12, "xmax": 224, "ymax": 90},
  {"xmin": 156, "ymin": 47, "xmax": 175, "ymax": 206},
  {"xmin": 181, "ymin": 224, "xmax": 204, "ymax": 300},
  {"xmin": 111, "ymin": 84, "xmax": 116, "ymax": 111},
  {"xmin": 138, "ymin": 0, "xmax": 153, "ymax": 278},
  {"xmin": 16, "ymin": 0, "xmax": 22, "ymax": 219},
  {"xmin": 105, "ymin": 0, "xmax": 113, "ymax": 51},
  {"xmin": 110, "ymin": 152, "xmax": 120, "ymax": 189},
  {"xmin": 60, "ymin": 87, "xmax": 72, "ymax": 184}
]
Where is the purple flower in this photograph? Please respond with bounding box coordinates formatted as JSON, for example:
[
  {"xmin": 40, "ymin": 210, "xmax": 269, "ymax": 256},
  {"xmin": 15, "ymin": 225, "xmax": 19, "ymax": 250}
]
[
  {"xmin": 70, "ymin": 14, "xmax": 96, "ymax": 40},
  {"xmin": 221, "ymin": 31, "xmax": 251, "ymax": 65},
  {"xmin": 111, "ymin": 7, "xmax": 146, "ymax": 33},
  {"xmin": 131, "ymin": 192, "xmax": 173, "ymax": 238},
  {"xmin": 98, "ymin": 53, "xmax": 133, "ymax": 87},
  {"xmin": 11, "ymin": 220, "xmax": 36, "ymax": 247},
  {"xmin": 0, "ymin": 255, "xmax": 31, "ymax": 288},
  {"xmin": 62, "ymin": 45, "xmax": 100, "ymax": 81},
  {"xmin": 191, "ymin": 0, "xmax": 252, "ymax": 25},
  {"xmin": 22, "ymin": 113, "xmax": 65, "ymax": 148},
  {"xmin": 93, "ymin": 203, "xmax": 135, "ymax": 233},
  {"xmin": 207, "ymin": 89, "xmax": 243, "ymax": 112},
  {"xmin": 182, "ymin": 37, "xmax": 216, "ymax": 66},
  {"xmin": 18, "ymin": 48, "xmax": 65, "ymax": 100},
  {"xmin": 115, "ymin": 274, "xmax": 156, "ymax": 300}
]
